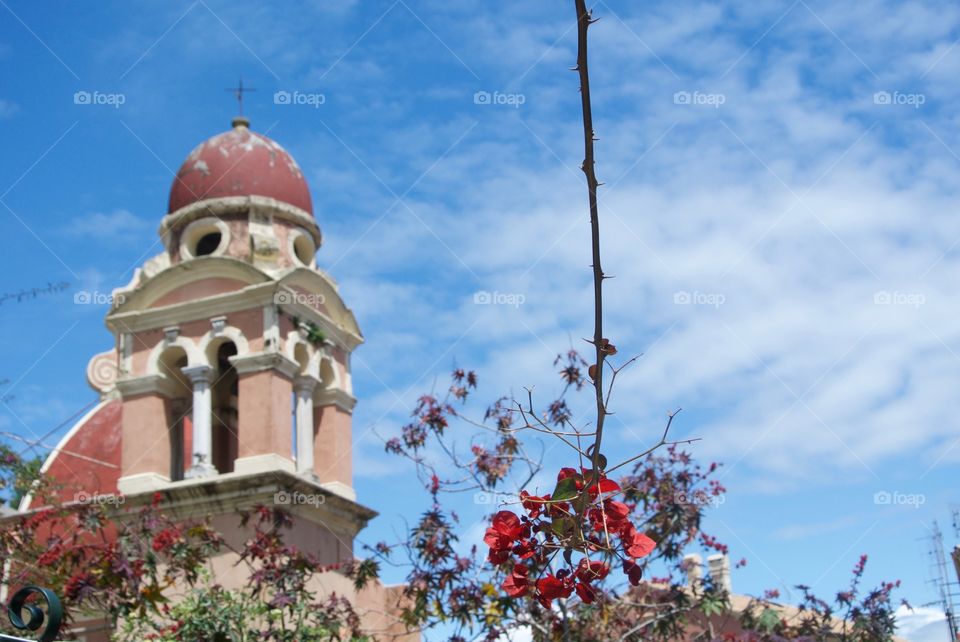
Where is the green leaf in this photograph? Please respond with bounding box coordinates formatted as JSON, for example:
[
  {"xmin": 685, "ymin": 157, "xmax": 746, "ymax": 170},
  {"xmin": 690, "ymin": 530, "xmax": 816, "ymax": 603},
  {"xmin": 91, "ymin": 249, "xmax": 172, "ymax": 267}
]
[
  {"xmin": 552, "ymin": 476, "xmax": 580, "ymax": 501},
  {"xmin": 758, "ymin": 607, "xmax": 780, "ymax": 631},
  {"xmin": 551, "ymin": 516, "xmax": 575, "ymax": 538}
]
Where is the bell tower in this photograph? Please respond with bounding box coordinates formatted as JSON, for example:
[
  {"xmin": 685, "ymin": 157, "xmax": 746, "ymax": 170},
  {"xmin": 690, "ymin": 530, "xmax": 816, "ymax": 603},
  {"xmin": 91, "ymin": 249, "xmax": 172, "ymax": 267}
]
[
  {"xmin": 15, "ymin": 115, "xmax": 416, "ymax": 641},
  {"xmin": 100, "ymin": 116, "xmax": 362, "ymax": 503}
]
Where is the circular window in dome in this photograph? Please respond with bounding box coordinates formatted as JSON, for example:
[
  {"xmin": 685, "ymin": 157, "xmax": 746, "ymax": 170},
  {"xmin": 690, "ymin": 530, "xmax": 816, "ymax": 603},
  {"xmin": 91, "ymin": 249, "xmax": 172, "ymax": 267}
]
[
  {"xmin": 291, "ymin": 230, "xmax": 316, "ymax": 267},
  {"xmin": 180, "ymin": 217, "xmax": 230, "ymax": 261},
  {"xmin": 195, "ymin": 232, "xmax": 222, "ymax": 256}
]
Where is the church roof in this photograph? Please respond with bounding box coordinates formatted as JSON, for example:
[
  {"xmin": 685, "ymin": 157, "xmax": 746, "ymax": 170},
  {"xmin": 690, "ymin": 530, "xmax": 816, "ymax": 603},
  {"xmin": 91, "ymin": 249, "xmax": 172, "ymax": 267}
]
[
  {"xmin": 168, "ymin": 117, "xmax": 313, "ymax": 216},
  {"xmin": 18, "ymin": 399, "xmax": 122, "ymax": 511}
]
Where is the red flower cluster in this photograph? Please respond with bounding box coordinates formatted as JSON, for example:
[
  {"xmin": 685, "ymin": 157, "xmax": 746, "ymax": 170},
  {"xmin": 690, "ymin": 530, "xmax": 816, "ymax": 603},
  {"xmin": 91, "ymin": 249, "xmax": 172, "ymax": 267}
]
[
  {"xmin": 151, "ymin": 526, "xmax": 183, "ymax": 553},
  {"xmin": 485, "ymin": 466, "xmax": 657, "ymax": 606}
]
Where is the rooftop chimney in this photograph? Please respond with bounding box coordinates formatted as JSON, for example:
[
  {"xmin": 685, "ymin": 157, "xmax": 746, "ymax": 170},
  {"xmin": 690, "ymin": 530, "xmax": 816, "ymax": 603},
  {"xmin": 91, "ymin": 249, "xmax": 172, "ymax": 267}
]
[
  {"xmin": 683, "ymin": 553, "xmax": 703, "ymax": 588},
  {"xmin": 707, "ymin": 553, "xmax": 731, "ymax": 592}
]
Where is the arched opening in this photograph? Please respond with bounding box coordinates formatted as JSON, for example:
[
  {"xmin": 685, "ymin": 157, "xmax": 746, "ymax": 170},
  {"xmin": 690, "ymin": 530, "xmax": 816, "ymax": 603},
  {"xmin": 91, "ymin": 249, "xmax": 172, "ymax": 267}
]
[
  {"xmin": 195, "ymin": 231, "xmax": 222, "ymax": 256},
  {"xmin": 319, "ymin": 357, "xmax": 337, "ymax": 389},
  {"xmin": 210, "ymin": 341, "xmax": 239, "ymax": 474},
  {"xmin": 293, "ymin": 342, "xmax": 310, "ymax": 376},
  {"xmin": 158, "ymin": 346, "xmax": 192, "ymax": 481}
]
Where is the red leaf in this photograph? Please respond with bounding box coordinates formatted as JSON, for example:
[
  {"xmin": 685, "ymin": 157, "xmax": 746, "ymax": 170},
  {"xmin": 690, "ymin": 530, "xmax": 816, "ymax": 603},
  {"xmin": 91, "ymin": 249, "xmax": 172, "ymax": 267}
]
[
  {"xmin": 625, "ymin": 532, "xmax": 656, "ymax": 559},
  {"xmin": 575, "ymin": 580, "xmax": 597, "ymax": 603},
  {"xmin": 502, "ymin": 564, "xmax": 529, "ymax": 598}
]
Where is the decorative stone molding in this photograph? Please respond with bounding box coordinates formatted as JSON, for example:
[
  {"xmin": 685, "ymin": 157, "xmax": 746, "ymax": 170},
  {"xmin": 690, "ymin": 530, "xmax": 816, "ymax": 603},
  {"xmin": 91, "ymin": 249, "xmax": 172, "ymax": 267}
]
[
  {"xmin": 314, "ymin": 388, "xmax": 357, "ymax": 413},
  {"xmin": 115, "ymin": 373, "xmax": 183, "ymax": 398},
  {"xmin": 210, "ymin": 315, "xmax": 227, "ymax": 335},
  {"xmin": 107, "ymin": 272, "xmax": 361, "ymax": 353},
  {"xmin": 86, "ymin": 349, "xmax": 119, "ymax": 397},
  {"xmin": 229, "ymin": 351, "xmax": 300, "ymax": 379},
  {"xmin": 141, "ymin": 251, "xmax": 171, "ymax": 279},
  {"xmin": 197, "ymin": 322, "xmax": 250, "ymax": 362},
  {"xmin": 160, "ymin": 195, "xmax": 321, "ymax": 248},
  {"xmin": 113, "ymin": 468, "xmax": 375, "ymax": 535},
  {"xmin": 145, "ymin": 334, "xmax": 205, "ymax": 376},
  {"xmin": 233, "ymin": 453, "xmax": 296, "ymax": 476},
  {"xmin": 181, "ymin": 364, "xmax": 214, "ymax": 384},
  {"xmin": 117, "ymin": 471, "xmax": 171, "ymax": 495},
  {"xmin": 320, "ymin": 480, "xmax": 357, "ymax": 502},
  {"xmin": 163, "ymin": 325, "xmax": 180, "ymax": 343},
  {"xmin": 251, "ymin": 232, "xmax": 281, "ymax": 265}
]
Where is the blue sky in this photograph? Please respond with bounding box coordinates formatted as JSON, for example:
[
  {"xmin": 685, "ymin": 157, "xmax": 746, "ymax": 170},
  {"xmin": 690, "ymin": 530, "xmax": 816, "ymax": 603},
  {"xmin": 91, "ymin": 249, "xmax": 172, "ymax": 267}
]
[{"xmin": 1, "ymin": 1, "xmax": 959, "ymax": 640}]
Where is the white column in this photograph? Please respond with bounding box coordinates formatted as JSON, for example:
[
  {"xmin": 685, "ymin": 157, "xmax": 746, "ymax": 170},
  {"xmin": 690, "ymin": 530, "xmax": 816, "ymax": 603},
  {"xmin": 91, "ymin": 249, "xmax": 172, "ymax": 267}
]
[
  {"xmin": 294, "ymin": 377, "xmax": 318, "ymax": 477},
  {"xmin": 183, "ymin": 365, "xmax": 216, "ymax": 479}
]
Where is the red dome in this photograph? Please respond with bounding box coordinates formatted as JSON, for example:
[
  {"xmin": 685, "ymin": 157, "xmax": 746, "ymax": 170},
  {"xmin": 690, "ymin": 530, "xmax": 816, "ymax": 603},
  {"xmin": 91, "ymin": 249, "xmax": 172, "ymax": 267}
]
[{"xmin": 168, "ymin": 117, "xmax": 313, "ymax": 215}]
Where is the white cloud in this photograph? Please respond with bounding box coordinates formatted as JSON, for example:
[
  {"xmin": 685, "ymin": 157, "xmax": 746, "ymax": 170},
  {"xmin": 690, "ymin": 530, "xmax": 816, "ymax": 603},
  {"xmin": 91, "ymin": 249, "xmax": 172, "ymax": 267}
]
[
  {"xmin": 0, "ymin": 99, "xmax": 18, "ymax": 119},
  {"xmin": 895, "ymin": 605, "xmax": 951, "ymax": 642},
  {"xmin": 329, "ymin": 1, "xmax": 960, "ymax": 503},
  {"xmin": 63, "ymin": 209, "xmax": 152, "ymax": 243}
]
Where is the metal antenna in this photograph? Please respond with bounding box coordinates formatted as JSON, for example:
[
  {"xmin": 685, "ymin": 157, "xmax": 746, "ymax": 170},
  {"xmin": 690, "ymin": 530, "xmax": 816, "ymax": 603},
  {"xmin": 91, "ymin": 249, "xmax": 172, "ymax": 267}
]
[{"xmin": 928, "ymin": 521, "xmax": 960, "ymax": 641}]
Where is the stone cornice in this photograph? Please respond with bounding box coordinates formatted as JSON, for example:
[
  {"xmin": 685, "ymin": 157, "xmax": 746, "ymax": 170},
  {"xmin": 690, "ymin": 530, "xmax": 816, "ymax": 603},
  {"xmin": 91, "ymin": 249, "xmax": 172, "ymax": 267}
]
[
  {"xmin": 230, "ymin": 351, "xmax": 300, "ymax": 378},
  {"xmin": 115, "ymin": 373, "xmax": 183, "ymax": 398},
  {"xmin": 315, "ymin": 388, "xmax": 357, "ymax": 414},
  {"xmin": 116, "ymin": 469, "xmax": 376, "ymax": 535},
  {"xmin": 106, "ymin": 280, "xmax": 362, "ymax": 352},
  {"xmin": 159, "ymin": 195, "xmax": 322, "ymax": 247}
]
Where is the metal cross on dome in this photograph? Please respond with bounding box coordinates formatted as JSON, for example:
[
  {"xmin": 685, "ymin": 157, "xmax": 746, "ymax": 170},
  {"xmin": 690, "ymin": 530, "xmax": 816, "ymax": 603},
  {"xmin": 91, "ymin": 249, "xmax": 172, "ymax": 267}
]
[
  {"xmin": 225, "ymin": 78, "xmax": 257, "ymax": 116},
  {"xmin": 2, "ymin": 587, "xmax": 62, "ymax": 642}
]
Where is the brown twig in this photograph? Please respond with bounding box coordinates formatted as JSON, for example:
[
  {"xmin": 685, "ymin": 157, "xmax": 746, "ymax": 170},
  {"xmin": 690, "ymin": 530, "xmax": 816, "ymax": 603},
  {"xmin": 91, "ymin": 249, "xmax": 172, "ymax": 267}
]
[{"xmin": 573, "ymin": 0, "xmax": 607, "ymax": 479}]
